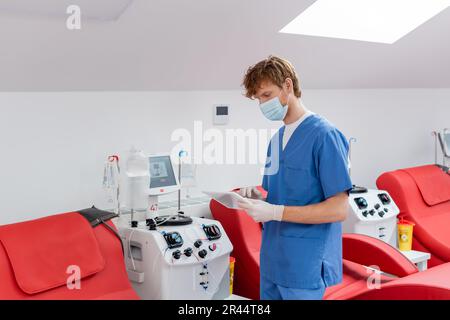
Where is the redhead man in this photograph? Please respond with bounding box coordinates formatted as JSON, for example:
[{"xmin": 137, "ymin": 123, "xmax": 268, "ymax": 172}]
[{"xmin": 238, "ymin": 56, "xmax": 352, "ymax": 300}]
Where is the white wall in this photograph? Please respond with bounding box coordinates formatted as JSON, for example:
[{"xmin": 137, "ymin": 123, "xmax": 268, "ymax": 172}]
[{"xmin": 0, "ymin": 89, "xmax": 448, "ymax": 224}]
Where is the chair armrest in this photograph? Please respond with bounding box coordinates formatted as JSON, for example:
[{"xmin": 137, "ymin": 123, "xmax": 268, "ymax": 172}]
[{"xmin": 343, "ymin": 233, "xmax": 418, "ymax": 277}]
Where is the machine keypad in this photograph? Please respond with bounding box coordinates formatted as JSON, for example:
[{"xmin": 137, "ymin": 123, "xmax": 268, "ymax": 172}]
[{"xmin": 352, "ymin": 195, "xmax": 395, "ymax": 220}]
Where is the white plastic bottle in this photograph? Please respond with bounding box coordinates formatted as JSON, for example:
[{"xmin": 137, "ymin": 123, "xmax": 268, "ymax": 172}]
[{"xmin": 126, "ymin": 147, "xmax": 150, "ymax": 212}]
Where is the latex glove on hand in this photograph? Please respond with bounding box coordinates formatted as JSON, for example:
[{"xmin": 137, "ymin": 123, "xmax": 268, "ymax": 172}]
[
  {"xmin": 237, "ymin": 199, "xmax": 284, "ymax": 223},
  {"xmin": 238, "ymin": 186, "xmax": 264, "ymax": 200}
]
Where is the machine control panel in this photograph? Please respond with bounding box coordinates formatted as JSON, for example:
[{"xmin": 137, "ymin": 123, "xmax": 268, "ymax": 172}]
[
  {"xmin": 344, "ymin": 189, "xmax": 400, "ymax": 246},
  {"xmin": 163, "ymin": 232, "xmax": 224, "ymax": 260},
  {"xmin": 163, "ymin": 221, "xmax": 227, "ymax": 264},
  {"xmin": 119, "ymin": 217, "xmax": 232, "ymax": 268},
  {"xmin": 349, "ymin": 191, "xmax": 398, "ymax": 221}
]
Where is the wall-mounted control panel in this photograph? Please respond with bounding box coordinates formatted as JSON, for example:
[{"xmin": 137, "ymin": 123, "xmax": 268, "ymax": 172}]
[{"xmin": 213, "ymin": 105, "xmax": 230, "ymax": 125}]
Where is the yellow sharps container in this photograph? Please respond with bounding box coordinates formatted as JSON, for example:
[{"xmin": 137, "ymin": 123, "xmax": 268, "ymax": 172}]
[
  {"xmin": 398, "ymin": 218, "xmax": 415, "ymax": 251},
  {"xmin": 229, "ymin": 257, "xmax": 236, "ymax": 295}
]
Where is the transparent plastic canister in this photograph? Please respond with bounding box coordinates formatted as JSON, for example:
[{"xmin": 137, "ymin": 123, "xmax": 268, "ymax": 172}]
[{"xmin": 126, "ymin": 148, "xmax": 150, "ymax": 211}]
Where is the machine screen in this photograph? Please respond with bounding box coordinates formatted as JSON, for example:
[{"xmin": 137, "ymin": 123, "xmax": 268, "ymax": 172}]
[{"xmin": 149, "ymin": 156, "xmax": 178, "ymax": 188}]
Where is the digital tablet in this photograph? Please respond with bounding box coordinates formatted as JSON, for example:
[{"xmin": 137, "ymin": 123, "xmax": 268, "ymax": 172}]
[{"xmin": 203, "ymin": 191, "xmax": 251, "ymax": 209}]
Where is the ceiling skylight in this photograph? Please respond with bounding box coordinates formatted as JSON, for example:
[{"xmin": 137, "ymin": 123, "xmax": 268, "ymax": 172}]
[{"xmin": 280, "ymin": 0, "xmax": 450, "ymax": 44}]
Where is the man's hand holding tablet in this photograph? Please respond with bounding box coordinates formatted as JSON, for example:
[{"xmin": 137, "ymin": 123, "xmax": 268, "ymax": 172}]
[{"xmin": 204, "ymin": 191, "xmax": 251, "ymax": 209}]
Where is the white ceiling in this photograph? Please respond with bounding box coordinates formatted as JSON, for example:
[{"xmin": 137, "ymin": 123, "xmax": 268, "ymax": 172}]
[
  {"xmin": 0, "ymin": 0, "xmax": 133, "ymax": 21},
  {"xmin": 0, "ymin": 0, "xmax": 449, "ymax": 91}
]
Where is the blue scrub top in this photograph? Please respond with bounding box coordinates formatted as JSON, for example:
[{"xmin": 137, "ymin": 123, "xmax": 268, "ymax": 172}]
[{"xmin": 261, "ymin": 114, "xmax": 353, "ymax": 289}]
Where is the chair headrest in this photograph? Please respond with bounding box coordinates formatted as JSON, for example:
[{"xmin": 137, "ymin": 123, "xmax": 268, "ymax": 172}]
[{"xmin": 401, "ymin": 165, "xmax": 450, "ymax": 206}]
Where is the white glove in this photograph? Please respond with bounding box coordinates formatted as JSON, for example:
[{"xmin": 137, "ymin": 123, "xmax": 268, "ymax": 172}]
[
  {"xmin": 238, "ymin": 186, "xmax": 264, "ymax": 200},
  {"xmin": 237, "ymin": 199, "xmax": 284, "ymax": 223}
]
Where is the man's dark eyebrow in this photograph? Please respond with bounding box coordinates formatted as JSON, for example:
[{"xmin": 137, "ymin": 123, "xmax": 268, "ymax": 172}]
[{"xmin": 255, "ymin": 89, "xmax": 270, "ymax": 99}]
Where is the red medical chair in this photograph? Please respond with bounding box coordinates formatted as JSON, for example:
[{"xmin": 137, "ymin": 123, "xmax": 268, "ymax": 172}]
[
  {"xmin": 210, "ymin": 187, "xmax": 266, "ymax": 300},
  {"xmin": 0, "ymin": 212, "xmax": 139, "ymax": 300},
  {"xmin": 327, "ymin": 234, "xmax": 450, "ymax": 300},
  {"xmin": 377, "ymin": 165, "xmax": 450, "ymax": 267},
  {"xmin": 210, "ymin": 188, "xmax": 450, "ymax": 300}
]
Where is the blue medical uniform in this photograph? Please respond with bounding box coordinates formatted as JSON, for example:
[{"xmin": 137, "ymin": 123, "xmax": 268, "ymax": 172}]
[{"xmin": 260, "ymin": 114, "xmax": 353, "ymax": 300}]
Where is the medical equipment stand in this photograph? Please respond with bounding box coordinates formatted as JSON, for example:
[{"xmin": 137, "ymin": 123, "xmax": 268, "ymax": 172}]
[
  {"xmin": 177, "ymin": 150, "xmax": 189, "ymax": 215},
  {"xmin": 432, "ymin": 131, "xmax": 439, "ymax": 165},
  {"xmin": 433, "ymin": 129, "xmax": 450, "ymax": 173},
  {"xmin": 441, "ymin": 128, "xmax": 449, "ymax": 168},
  {"xmin": 348, "ymin": 137, "xmax": 357, "ymax": 178},
  {"xmin": 146, "ymin": 195, "xmax": 159, "ymax": 230},
  {"xmin": 347, "ymin": 137, "xmax": 368, "ymax": 193}
]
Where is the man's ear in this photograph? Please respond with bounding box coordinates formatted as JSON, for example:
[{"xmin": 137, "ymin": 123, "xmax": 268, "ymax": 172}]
[{"xmin": 284, "ymin": 78, "xmax": 293, "ymax": 92}]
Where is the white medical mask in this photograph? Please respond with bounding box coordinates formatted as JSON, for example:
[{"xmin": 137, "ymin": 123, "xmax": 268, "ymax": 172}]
[{"xmin": 259, "ymin": 95, "xmax": 289, "ymax": 121}]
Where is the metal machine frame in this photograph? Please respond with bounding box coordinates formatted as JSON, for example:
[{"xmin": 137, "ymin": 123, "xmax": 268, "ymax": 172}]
[{"xmin": 438, "ymin": 129, "xmax": 449, "ymax": 158}]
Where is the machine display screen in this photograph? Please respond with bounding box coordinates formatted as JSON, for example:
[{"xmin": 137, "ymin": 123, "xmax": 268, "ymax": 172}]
[{"xmin": 149, "ymin": 156, "xmax": 178, "ymax": 188}]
